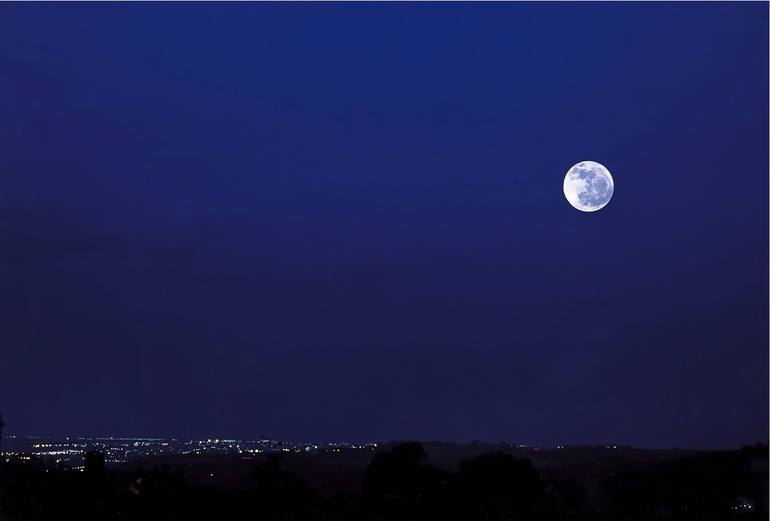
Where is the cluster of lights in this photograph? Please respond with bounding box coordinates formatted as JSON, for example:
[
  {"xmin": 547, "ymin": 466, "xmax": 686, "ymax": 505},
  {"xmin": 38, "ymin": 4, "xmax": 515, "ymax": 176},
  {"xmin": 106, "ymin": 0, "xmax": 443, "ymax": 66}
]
[{"xmin": 3, "ymin": 435, "xmax": 380, "ymax": 468}]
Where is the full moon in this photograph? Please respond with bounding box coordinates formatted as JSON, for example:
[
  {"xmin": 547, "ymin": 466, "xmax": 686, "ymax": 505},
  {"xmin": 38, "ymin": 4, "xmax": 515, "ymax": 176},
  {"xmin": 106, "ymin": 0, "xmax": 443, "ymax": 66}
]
[{"xmin": 563, "ymin": 161, "xmax": 614, "ymax": 212}]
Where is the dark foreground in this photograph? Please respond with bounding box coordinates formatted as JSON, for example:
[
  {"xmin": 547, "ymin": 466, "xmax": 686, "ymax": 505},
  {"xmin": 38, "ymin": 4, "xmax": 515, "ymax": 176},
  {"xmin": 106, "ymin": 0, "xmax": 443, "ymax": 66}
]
[{"xmin": 1, "ymin": 442, "xmax": 767, "ymax": 521}]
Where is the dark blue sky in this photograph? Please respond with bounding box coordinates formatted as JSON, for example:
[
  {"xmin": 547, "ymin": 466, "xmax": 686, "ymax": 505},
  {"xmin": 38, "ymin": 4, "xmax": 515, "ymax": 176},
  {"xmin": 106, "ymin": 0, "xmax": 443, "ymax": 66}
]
[{"xmin": 0, "ymin": 3, "xmax": 766, "ymax": 449}]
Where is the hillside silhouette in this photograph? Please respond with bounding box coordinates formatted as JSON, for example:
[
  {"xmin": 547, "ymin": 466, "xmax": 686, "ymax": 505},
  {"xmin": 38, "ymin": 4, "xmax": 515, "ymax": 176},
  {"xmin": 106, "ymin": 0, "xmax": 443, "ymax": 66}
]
[{"xmin": 0, "ymin": 441, "xmax": 766, "ymax": 520}]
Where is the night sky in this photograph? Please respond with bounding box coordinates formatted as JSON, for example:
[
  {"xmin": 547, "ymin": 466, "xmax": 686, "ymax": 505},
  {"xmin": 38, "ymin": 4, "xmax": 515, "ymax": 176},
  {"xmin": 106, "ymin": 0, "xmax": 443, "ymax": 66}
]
[{"xmin": 0, "ymin": 3, "xmax": 767, "ymax": 449}]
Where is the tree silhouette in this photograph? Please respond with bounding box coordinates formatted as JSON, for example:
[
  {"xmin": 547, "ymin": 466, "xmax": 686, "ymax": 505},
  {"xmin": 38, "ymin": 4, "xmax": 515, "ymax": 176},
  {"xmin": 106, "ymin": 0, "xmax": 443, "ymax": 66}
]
[
  {"xmin": 244, "ymin": 454, "xmax": 318, "ymax": 521},
  {"xmin": 362, "ymin": 442, "xmax": 454, "ymax": 521},
  {"xmin": 457, "ymin": 452, "xmax": 545, "ymax": 520}
]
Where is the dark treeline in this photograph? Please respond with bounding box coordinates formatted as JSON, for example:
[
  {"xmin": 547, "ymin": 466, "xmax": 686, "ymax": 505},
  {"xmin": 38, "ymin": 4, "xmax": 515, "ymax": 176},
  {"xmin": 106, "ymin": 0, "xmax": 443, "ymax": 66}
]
[{"xmin": 0, "ymin": 442, "xmax": 767, "ymax": 521}]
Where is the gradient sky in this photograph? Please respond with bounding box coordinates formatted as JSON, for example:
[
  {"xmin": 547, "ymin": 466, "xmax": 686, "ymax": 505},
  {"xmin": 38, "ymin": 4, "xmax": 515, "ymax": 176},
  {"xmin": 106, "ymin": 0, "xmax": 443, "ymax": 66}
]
[{"xmin": 0, "ymin": 3, "xmax": 767, "ymax": 449}]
